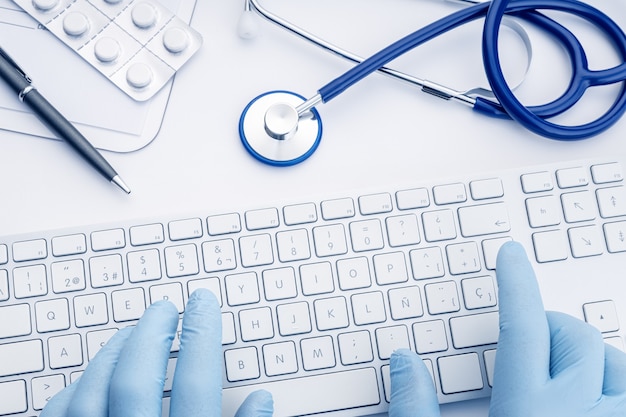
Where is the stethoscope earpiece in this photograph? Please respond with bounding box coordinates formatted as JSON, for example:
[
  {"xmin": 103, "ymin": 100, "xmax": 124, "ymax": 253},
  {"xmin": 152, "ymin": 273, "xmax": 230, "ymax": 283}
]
[{"xmin": 237, "ymin": 9, "xmax": 259, "ymax": 39}]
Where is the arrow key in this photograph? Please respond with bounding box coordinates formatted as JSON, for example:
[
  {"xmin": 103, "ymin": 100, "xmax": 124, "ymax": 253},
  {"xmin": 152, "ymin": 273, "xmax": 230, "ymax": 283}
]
[
  {"xmin": 583, "ymin": 300, "xmax": 619, "ymax": 333},
  {"xmin": 568, "ymin": 226, "xmax": 604, "ymax": 258},
  {"xmin": 32, "ymin": 374, "xmax": 65, "ymax": 410}
]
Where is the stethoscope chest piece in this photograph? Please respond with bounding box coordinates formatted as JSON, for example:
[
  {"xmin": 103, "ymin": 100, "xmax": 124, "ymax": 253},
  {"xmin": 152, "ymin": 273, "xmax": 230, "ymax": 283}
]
[{"xmin": 239, "ymin": 91, "xmax": 322, "ymax": 166}]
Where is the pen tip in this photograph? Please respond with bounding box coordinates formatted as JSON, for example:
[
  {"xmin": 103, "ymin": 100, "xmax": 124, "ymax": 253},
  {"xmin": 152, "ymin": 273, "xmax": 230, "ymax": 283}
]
[{"xmin": 112, "ymin": 175, "xmax": 131, "ymax": 194}]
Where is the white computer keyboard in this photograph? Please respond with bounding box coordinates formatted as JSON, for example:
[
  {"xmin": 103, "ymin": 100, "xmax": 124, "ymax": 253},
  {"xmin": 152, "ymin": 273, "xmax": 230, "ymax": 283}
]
[{"xmin": 1, "ymin": 156, "xmax": 625, "ymax": 417}]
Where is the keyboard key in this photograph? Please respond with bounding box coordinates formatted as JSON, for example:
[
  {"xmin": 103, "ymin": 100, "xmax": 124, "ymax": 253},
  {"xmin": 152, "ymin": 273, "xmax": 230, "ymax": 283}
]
[
  {"xmin": 111, "ymin": 288, "xmax": 146, "ymax": 322},
  {"xmin": 91, "ymin": 228, "xmax": 125, "ymax": 251},
  {"xmin": 0, "ymin": 340, "xmax": 44, "ymax": 377},
  {"xmin": 450, "ymin": 311, "xmax": 499, "ymax": 348},
  {"xmin": 596, "ymin": 186, "xmax": 626, "ymax": 218},
  {"xmin": 13, "ymin": 264, "xmax": 48, "ymax": 298},
  {"xmin": 52, "ymin": 234, "xmax": 87, "ymax": 256},
  {"xmin": 461, "ymin": 276, "xmax": 497, "ymax": 309},
  {"xmin": 262, "ymin": 341, "xmax": 298, "ymax": 376},
  {"xmin": 313, "ymin": 224, "xmax": 348, "ymax": 257},
  {"xmin": 262, "ymin": 267, "xmax": 297, "ymax": 301},
  {"xmin": 433, "ymin": 183, "xmax": 467, "ymax": 205},
  {"xmin": 532, "ymin": 230, "xmax": 569, "ymax": 263},
  {"xmin": 375, "ymin": 325, "xmax": 410, "ymax": 359},
  {"xmin": 438, "ymin": 353, "xmax": 484, "ymax": 394},
  {"xmin": 221, "ymin": 368, "xmax": 380, "ymax": 417},
  {"xmin": 525, "ymin": 195, "xmax": 562, "ymax": 228},
  {"xmin": 207, "ymin": 213, "xmax": 241, "ymax": 235},
  {"xmin": 388, "ymin": 286, "xmax": 423, "ymax": 320},
  {"xmin": 568, "ymin": 226, "xmax": 604, "ymax": 258},
  {"xmin": 0, "ymin": 304, "xmax": 31, "ymax": 338},
  {"xmin": 386, "ymin": 214, "xmax": 420, "ymax": 247},
  {"xmin": 409, "ymin": 247, "xmax": 445, "ymax": 280},
  {"xmin": 556, "ymin": 166, "xmax": 589, "ymax": 188},
  {"xmin": 127, "ymin": 249, "xmax": 162, "ymax": 283},
  {"xmin": 89, "ymin": 254, "xmax": 124, "ymax": 287},
  {"xmin": 458, "ymin": 202, "xmax": 510, "ymax": 237},
  {"xmin": 187, "ymin": 277, "xmax": 223, "ymax": 306},
  {"xmin": 74, "ymin": 293, "xmax": 109, "ymax": 327},
  {"xmin": 481, "ymin": 237, "xmax": 512, "ymax": 270},
  {"xmin": 604, "ymin": 221, "xmax": 626, "ymax": 253},
  {"xmin": 224, "ymin": 346, "xmax": 259, "ymax": 382},
  {"xmin": 422, "ymin": 209, "xmax": 457, "ymax": 241},
  {"xmin": 350, "ymin": 220, "xmax": 384, "ymax": 252},
  {"xmin": 130, "ymin": 223, "xmax": 165, "ymax": 246},
  {"xmin": 276, "ymin": 302, "xmax": 311, "ymax": 336},
  {"xmin": 48, "ymin": 334, "xmax": 83, "ymax": 369},
  {"xmin": 168, "ymin": 218, "xmax": 203, "ymax": 240},
  {"xmin": 300, "ymin": 262, "xmax": 334, "ymax": 295},
  {"xmin": 351, "ymin": 291, "xmax": 386, "ymax": 325},
  {"xmin": 425, "ymin": 281, "xmax": 460, "ymax": 314},
  {"xmin": 413, "ymin": 320, "xmax": 448, "ymax": 354},
  {"xmin": 396, "ymin": 188, "xmax": 430, "ymax": 209},
  {"xmin": 31, "ymin": 374, "xmax": 65, "ymax": 410},
  {"xmin": 446, "ymin": 241, "xmax": 481, "ymax": 275},
  {"xmin": 245, "ymin": 208, "xmax": 280, "ymax": 230},
  {"xmin": 0, "ymin": 269, "xmax": 8, "ymax": 301},
  {"xmin": 0, "ymin": 380, "xmax": 27, "ymax": 415},
  {"xmin": 321, "ymin": 198, "xmax": 355, "ymax": 220},
  {"xmin": 276, "ymin": 229, "xmax": 311, "ymax": 262},
  {"xmin": 583, "ymin": 300, "xmax": 619, "ymax": 333},
  {"xmin": 149, "ymin": 282, "xmax": 184, "ymax": 312},
  {"xmin": 0, "ymin": 244, "xmax": 7, "ymax": 264},
  {"xmin": 358, "ymin": 193, "xmax": 393, "ymax": 215},
  {"xmin": 225, "ymin": 272, "xmax": 260, "ymax": 306},
  {"xmin": 338, "ymin": 331, "xmax": 373, "ymax": 365},
  {"xmin": 239, "ymin": 234, "xmax": 274, "ymax": 267},
  {"xmin": 202, "ymin": 239, "xmax": 237, "ymax": 272},
  {"xmin": 301, "ymin": 335, "xmax": 335, "ymax": 370},
  {"xmin": 35, "ymin": 298, "xmax": 70, "ymax": 333},
  {"xmin": 314, "ymin": 297, "xmax": 349, "ymax": 331},
  {"xmin": 283, "ymin": 203, "xmax": 317, "ymax": 225},
  {"xmin": 239, "ymin": 307, "xmax": 274, "ymax": 341},
  {"xmin": 561, "ymin": 191, "xmax": 596, "ymax": 223},
  {"xmin": 12, "ymin": 239, "xmax": 47, "ymax": 262},
  {"xmin": 521, "ymin": 171, "xmax": 553, "ymax": 193},
  {"xmin": 164, "ymin": 244, "xmax": 199, "ymax": 277},
  {"xmin": 373, "ymin": 252, "xmax": 409, "ymax": 285},
  {"xmin": 591, "ymin": 162, "xmax": 623, "ymax": 184},
  {"xmin": 51, "ymin": 259, "xmax": 86, "ymax": 293},
  {"xmin": 86, "ymin": 328, "xmax": 117, "ymax": 360},
  {"xmin": 469, "ymin": 178, "xmax": 504, "ymax": 200},
  {"xmin": 337, "ymin": 257, "xmax": 371, "ymax": 290}
]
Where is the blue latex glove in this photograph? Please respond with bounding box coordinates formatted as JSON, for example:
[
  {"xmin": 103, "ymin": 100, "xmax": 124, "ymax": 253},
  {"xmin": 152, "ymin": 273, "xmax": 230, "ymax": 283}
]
[
  {"xmin": 388, "ymin": 349, "xmax": 441, "ymax": 417},
  {"xmin": 40, "ymin": 289, "xmax": 273, "ymax": 417},
  {"xmin": 489, "ymin": 241, "xmax": 626, "ymax": 416},
  {"xmin": 387, "ymin": 241, "xmax": 626, "ymax": 417}
]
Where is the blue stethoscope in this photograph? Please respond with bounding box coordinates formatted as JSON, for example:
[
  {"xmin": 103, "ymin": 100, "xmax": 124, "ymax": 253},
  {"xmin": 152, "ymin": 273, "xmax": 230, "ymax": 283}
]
[{"xmin": 238, "ymin": 0, "xmax": 626, "ymax": 166}]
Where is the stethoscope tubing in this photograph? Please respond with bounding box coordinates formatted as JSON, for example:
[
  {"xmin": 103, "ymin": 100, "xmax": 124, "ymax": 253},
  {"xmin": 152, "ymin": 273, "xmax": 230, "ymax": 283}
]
[
  {"xmin": 314, "ymin": 0, "xmax": 626, "ymax": 140},
  {"xmin": 483, "ymin": 0, "xmax": 626, "ymax": 140}
]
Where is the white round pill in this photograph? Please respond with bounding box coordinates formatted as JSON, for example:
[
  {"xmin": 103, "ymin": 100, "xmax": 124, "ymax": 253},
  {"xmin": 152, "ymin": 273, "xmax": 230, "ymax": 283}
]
[
  {"xmin": 32, "ymin": 0, "xmax": 59, "ymax": 11},
  {"xmin": 163, "ymin": 27, "xmax": 189, "ymax": 53},
  {"xmin": 63, "ymin": 12, "xmax": 89, "ymax": 37},
  {"xmin": 131, "ymin": 2, "xmax": 158, "ymax": 29},
  {"xmin": 94, "ymin": 37, "xmax": 121, "ymax": 63},
  {"xmin": 126, "ymin": 63, "xmax": 153, "ymax": 89}
]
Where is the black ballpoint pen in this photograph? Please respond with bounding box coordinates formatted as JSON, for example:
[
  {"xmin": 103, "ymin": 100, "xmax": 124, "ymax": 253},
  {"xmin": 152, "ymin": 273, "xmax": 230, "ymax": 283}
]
[{"xmin": 0, "ymin": 47, "xmax": 131, "ymax": 194}]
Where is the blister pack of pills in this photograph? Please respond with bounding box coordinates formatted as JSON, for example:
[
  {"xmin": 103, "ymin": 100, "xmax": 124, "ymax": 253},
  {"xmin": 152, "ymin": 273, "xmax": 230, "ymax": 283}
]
[{"xmin": 13, "ymin": 0, "xmax": 202, "ymax": 101}]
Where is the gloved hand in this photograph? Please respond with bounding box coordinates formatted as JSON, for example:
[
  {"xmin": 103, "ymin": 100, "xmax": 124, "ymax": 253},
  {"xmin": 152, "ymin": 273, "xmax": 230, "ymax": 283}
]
[
  {"xmin": 386, "ymin": 241, "xmax": 626, "ymax": 417},
  {"xmin": 40, "ymin": 288, "xmax": 274, "ymax": 417},
  {"xmin": 489, "ymin": 241, "xmax": 626, "ymax": 416}
]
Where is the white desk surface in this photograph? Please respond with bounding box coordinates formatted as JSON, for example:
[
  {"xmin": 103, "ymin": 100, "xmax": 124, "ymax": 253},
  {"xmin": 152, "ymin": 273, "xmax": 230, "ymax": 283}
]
[{"xmin": 1, "ymin": 1, "xmax": 625, "ymax": 415}]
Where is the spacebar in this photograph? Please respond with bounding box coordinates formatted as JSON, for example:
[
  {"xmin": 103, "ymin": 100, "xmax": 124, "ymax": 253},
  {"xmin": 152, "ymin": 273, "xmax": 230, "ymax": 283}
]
[{"xmin": 221, "ymin": 368, "xmax": 380, "ymax": 417}]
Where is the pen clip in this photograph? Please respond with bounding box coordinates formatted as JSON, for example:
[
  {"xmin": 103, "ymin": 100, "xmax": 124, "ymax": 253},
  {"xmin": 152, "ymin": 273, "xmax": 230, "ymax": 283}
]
[{"xmin": 0, "ymin": 47, "xmax": 32, "ymax": 83}]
